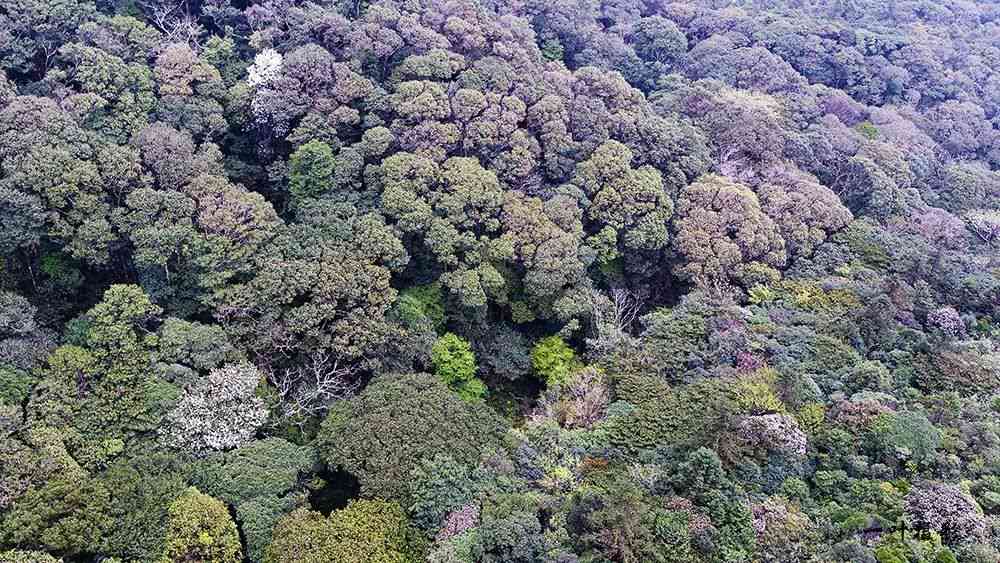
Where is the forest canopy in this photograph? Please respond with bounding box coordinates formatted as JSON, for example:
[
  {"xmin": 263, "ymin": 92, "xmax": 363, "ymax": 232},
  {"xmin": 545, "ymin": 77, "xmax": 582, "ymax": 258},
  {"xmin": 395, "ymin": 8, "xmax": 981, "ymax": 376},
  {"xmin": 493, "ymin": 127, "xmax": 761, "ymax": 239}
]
[{"xmin": 1, "ymin": 0, "xmax": 1000, "ymax": 561}]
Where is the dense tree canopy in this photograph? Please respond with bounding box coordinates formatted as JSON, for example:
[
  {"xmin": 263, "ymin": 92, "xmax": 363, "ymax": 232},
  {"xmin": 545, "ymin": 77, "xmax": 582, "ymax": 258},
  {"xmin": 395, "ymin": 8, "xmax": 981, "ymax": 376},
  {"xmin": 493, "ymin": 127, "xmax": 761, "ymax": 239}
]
[{"xmin": 2, "ymin": 0, "xmax": 1000, "ymax": 561}]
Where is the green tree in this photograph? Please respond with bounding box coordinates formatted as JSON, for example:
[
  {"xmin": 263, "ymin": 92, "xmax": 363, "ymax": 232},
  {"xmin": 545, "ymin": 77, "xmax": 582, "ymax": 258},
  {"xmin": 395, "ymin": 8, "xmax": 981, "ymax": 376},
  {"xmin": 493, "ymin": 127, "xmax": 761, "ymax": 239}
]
[
  {"xmin": 567, "ymin": 470, "xmax": 699, "ymax": 563},
  {"xmin": 289, "ymin": 140, "xmax": 336, "ymax": 204},
  {"xmin": 161, "ymin": 487, "xmax": 241, "ymax": 563},
  {"xmin": 499, "ymin": 191, "xmax": 591, "ymax": 324},
  {"xmin": 214, "ymin": 227, "xmax": 398, "ymax": 368},
  {"xmin": 396, "ymin": 283, "xmax": 446, "ymax": 333},
  {"xmin": 0, "ymin": 472, "xmax": 111, "ymax": 557},
  {"xmin": 431, "ymin": 333, "xmax": 486, "ymax": 401},
  {"xmin": 189, "ymin": 438, "xmax": 315, "ymax": 563},
  {"xmin": 318, "ymin": 373, "xmax": 507, "ymax": 501},
  {"xmin": 671, "ymin": 174, "xmax": 786, "ymax": 290},
  {"xmin": 0, "ymin": 0, "xmax": 96, "ymax": 75},
  {"xmin": 27, "ymin": 285, "xmax": 168, "ymax": 468},
  {"xmin": 379, "ymin": 154, "xmax": 507, "ymax": 308},
  {"xmin": 265, "ymin": 501, "xmax": 424, "ymax": 563},
  {"xmin": 100, "ymin": 455, "xmax": 188, "ymax": 561},
  {"xmin": 154, "ymin": 42, "xmax": 228, "ymax": 140},
  {"xmin": 531, "ymin": 335, "xmax": 580, "ymax": 387},
  {"xmin": 1, "ymin": 144, "xmax": 116, "ymax": 265},
  {"xmin": 571, "ymin": 140, "xmax": 673, "ymax": 270},
  {"xmin": 407, "ymin": 454, "xmax": 481, "ymax": 533}
]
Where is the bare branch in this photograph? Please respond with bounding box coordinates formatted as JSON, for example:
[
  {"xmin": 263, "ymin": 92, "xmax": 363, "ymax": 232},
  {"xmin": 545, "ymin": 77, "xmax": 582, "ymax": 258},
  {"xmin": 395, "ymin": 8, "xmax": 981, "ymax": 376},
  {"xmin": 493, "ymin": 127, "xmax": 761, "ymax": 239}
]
[
  {"xmin": 268, "ymin": 352, "xmax": 359, "ymax": 427},
  {"xmin": 589, "ymin": 287, "xmax": 642, "ymax": 344}
]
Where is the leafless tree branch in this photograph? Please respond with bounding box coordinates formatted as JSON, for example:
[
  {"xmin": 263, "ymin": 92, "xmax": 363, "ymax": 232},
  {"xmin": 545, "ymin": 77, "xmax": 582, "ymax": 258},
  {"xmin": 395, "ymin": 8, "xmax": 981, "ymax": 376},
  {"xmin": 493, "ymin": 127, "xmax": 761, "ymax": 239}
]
[{"xmin": 269, "ymin": 352, "xmax": 359, "ymax": 426}]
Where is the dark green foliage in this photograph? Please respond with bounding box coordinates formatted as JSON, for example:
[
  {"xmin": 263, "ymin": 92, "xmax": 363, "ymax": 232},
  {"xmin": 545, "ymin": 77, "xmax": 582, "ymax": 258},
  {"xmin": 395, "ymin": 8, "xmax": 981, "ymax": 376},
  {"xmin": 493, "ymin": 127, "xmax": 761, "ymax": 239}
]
[
  {"xmin": 288, "ymin": 140, "xmax": 336, "ymax": 204},
  {"xmin": 237, "ymin": 496, "xmax": 299, "ymax": 563},
  {"xmin": 469, "ymin": 495, "xmax": 548, "ymax": 563},
  {"xmin": 396, "ymin": 283, "xmax": 446, "ymax": 333},
  {"xmin": 190, "ymin": 438, "xmax": 315, "ymax": 506},
  {"xmin": 638, "ymin": 305, "xmax": 708, "ymax": 380},
  {"xmin": 100, "ymin": 455, "xmax": 187, "ymax": 561},
  {"xmin": 2, "ymin": 0, "xmax": 1000, "ymax": 560},
  {"xmin": 408, "ymin": 454, "xmax": 481, "ymax": 532},
  {"xmin": 155, "ymin": 318, "xmax": 242, "ymax": 373},
  {"xmin": 567, "ymin": 469, "xmax": 700, "ymax": 562},
  {"xmin": 0, "ymin": 367, "xmax": 30, "ymax": 406},
  {"xmin": 318, "ymin": 373, "xmax": 507, "ymax": 501},
  {"xmin": 475, "ymin": 323, "xmax": 531, "ymax": 383},
  {"xmin": 0, "ymin": 472, "xmax": 111, "ymax": 557}
]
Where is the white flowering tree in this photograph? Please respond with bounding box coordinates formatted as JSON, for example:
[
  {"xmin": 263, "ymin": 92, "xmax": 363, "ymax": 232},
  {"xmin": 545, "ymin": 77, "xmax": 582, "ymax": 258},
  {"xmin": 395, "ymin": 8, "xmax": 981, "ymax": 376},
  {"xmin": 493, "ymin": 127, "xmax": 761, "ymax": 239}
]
[
  {"xmin": 162, "ymin": 362, "xmax": 268, "ymax": 456},
  {"xmin": 246, "ymin": 48, "xmax": 283, "ymax": 89},
  {"xmin": 965, "ymin": 209, "xmax": 1000, "ymax": 244}
]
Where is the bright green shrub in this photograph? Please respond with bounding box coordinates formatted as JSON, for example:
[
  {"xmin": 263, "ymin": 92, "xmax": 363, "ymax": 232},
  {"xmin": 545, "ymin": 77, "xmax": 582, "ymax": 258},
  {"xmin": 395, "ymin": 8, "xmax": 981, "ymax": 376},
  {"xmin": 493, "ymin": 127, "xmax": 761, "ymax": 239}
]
[
  {"xmin": 531, "ymin": 336, "xmax": 580, "ymax": 387},
  {"xmin": 431, "ymin": 333, "xmax": 486, "ymax": 401}
]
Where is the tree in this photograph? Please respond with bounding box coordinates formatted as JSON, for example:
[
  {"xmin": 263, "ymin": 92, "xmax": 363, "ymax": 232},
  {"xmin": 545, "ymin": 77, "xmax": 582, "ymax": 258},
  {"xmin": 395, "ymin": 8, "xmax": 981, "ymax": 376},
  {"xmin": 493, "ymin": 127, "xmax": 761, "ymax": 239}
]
[
  {"xmin": 734, "ymin": 414, "xmax": 808, "ymax": 457},
  {"xmin": 155, "ymin": 318, "xmax": 242, "ymax": 373},
  {"xmin": 247, "ymin": 49, "xmax": 283, "ymax": 89},
  {"xmin": 570, "ymin": 140, "xmax": 673, "ymax": 275},
  {"xmin": 154, "ymin": 42, "xmax": 228, "ymax": 140},
  {"xmin": 475, "ymin": 323, "xmax": 531, "ymax": 382},
  {"xmin": 0, "ymin": 188, "xmax": 45, "ymax": 254},
  {"xmin": 567, "ymin": 470, "xmax": 700, "ymax": 563},
  {"xmin": 214, "ymin": 227, "xmax": 398, "ymax": 369},
  {"xmin": 408, "ymin": 454, "xmax": 481, "ymax": 534},
  {"xmin": 1, "ymin": 143, "xmax": 116, "ymax": 266},
  {"xmin": 672, "ymin": 174, "xmax": 786, "ymax": 291},
  {"xmin": 133, "ymin": 122, "xmax": 198, "ymax": 191},
  {"xmin": 0, "ymin": 293, "xmax": 35, "ymax": 338},
  {"xmin": 755, "ymin": 166, "xmax": 853, "ymax": 260},
  {"xmin": 396, "ymin": 283, "xmax": 446, "ymax": 333},
  {"xmin": 190, "ymin": 438, "xmax": 315, "ymax": 506},
  {"xmin": 469, "ymin": 494, "xmax": 549, "ymax": 563},
  {"xmin": 906, "ymin": 483, "xmax": 987, "ymax": 545},
  {"xmin": 379, "ymin": 153, "xmax": 506, "ymax": 308},
  {"xmin": 318, "ymin": 373, "xmax": 507, "ymax": 501},
  {"xmin": 265, "ymin": 501, "xmax": 424, "ymax": 563},
  {"xmin": 237, "ymin": 496, "xmax": 298, "ymax": 563},
  {"xmin": 161, "ymin": 363, "xmax": 268, "ymax": 456},
  {"xmin": 100, "ymin": 454, "xmax": 188, "ymax": 561},
  {"xmin": 190, "ymin": 438, "xmax": 315, "ymax": 562},
  {"xmin": 289, "ymin": 140, "xmax": 336, "ymax": 205},
  {"xmin": 499, "ymin": 192, "xmax": 591, "ymax": 323},
  {"xmin": 0, "ymin": 469, "xmax": 111, "ymax": 557},
  {"xmin": 54, "ymin": 43, "xmax": 156, "ymax": 141},
  {"xmin": 114, "ymin": 187, "xmax": 199, "ymax": 289},
  {"xmin": 161, "ymin": 487, "xmax": 242, "ymax": 563},
  {"xmin": 268, "ymin": 351, "xmax": 360, "ymax": 427},
  {"xmin": 750, "ymin": 497, "xmax": 818, "ymax": 562},
  {"xmin": 629, "ymin": 16, "xmax": 686, "ymax": 67},
  {"xmin": 530, "ymin": 336, "xmax": 580, "ymax": 387},
  {"xmin": 0, "ymin": 0, "xmax": 96, "ymax": 75},
  {"xmin": 431, "ymin": 333, "xmax": 485, "ymax": 401},
  {"xmin": 532, "ymin": 367, "xmax": 610, "ymax": 429},
  {"xmin": 0, "ymin": 550, "xmax": 62, "ymax": 562},
  {"xmin": 27, "ymin": 286, "xmax": 166, "ymax": 467}
]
